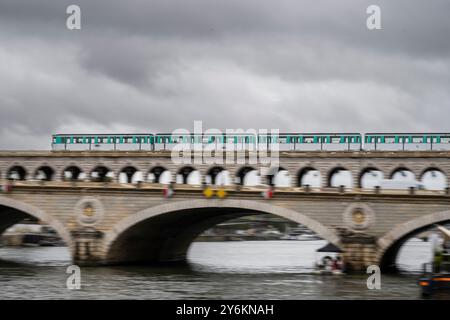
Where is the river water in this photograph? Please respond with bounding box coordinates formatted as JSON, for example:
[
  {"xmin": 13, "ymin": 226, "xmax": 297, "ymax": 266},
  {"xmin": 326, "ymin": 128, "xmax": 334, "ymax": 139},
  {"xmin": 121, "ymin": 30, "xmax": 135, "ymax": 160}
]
[{"xmin": 0, "ymin": 239, "xmax": 445, "ymax": 299}]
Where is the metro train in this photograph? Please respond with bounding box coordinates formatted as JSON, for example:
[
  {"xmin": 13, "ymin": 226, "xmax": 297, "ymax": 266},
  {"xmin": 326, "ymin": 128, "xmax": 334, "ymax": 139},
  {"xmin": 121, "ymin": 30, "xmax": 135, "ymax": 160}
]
[{"xmin": 51, "ymin": 132, "xmax": 450, "ymax": 151}]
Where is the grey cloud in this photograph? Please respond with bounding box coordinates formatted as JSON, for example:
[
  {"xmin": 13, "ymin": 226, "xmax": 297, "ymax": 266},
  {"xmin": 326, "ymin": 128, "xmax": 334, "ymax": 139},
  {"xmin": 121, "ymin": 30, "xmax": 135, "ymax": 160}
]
[{"xmin": 0, "ymin": 0, "xmax": 450, "ymax": 149}]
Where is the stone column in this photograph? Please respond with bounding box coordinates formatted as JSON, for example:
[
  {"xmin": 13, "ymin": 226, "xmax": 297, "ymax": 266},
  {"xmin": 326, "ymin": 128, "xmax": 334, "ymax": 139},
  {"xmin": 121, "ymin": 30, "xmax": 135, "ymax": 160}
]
[
  {"xmin": 338, "ymin": 229, "xmax": 379, "ymax": 272},
  {"xmin": 71, "ymin": 227, "xmax": 104, "ymax": 266}
]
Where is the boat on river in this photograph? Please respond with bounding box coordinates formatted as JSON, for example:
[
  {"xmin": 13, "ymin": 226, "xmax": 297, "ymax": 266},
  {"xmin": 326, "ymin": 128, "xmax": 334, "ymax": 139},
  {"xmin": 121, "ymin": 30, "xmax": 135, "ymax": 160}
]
[
  {"xmin": 419, "ymin": 225, "xmax": 450, "ymax": 296},
  {"xmin": 314, "ymin": 242, "xmax": 345, "ymax": 275}
]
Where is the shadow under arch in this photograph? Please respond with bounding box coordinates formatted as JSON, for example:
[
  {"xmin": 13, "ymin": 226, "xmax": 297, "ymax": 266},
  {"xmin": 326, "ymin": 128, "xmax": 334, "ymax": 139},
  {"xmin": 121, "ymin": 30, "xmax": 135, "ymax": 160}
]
[
  {"xmin": 377, "ymin": 210, "xmax": 450, "ymax": 273},
  {"xmin": 0, "ymin": 196, "xmax": 73, "ymax": 253},
  {"xmin": 103, "ymin": 199, "xmax": 341, "ymax": 265}
]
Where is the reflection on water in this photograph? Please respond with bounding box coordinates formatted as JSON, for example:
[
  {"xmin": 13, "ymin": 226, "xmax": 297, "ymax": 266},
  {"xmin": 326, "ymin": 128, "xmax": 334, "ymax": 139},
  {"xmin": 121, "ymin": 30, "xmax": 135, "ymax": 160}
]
[{"xmin": 0, "ymin": 239, "xmax": 440, "ymax": 299}]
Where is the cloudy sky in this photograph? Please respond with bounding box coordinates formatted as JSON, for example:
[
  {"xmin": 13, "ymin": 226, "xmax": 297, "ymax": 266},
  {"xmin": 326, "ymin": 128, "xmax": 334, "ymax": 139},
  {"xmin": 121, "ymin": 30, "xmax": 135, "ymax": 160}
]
[{"xmin": 0, "ymin": 0, "xmax": 449, "ymax": 149}]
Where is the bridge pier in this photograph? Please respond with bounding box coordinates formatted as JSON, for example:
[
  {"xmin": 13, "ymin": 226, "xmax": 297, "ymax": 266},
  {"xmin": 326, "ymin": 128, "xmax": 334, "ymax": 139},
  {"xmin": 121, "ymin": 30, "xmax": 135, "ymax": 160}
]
[
  {"xmin": 338, "ymin": 229, "xmax": 379, "ymax": 272},
  {"xmin": 71, "ymin": 227, "xmax": 104, "ymax": 266}
]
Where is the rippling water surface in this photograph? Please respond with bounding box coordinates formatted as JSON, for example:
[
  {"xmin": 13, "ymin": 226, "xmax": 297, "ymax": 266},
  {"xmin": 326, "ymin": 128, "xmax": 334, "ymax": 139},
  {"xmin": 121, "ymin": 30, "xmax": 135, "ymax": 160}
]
[{"xmin": 0, "ymin": 239, "xmax": 444, "ymax": 299}]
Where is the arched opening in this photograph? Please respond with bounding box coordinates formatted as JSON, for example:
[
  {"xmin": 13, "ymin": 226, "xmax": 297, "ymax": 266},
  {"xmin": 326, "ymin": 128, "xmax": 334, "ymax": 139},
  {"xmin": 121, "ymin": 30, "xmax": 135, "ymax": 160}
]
[
  {"xmin": 297, "ymin": 167, "xmax": 321, "ymax": 188},
  {"xmin": 104, "ymin": 200, "xmax": 340, "ymax": 267},
  {"xmin": 34, "ymin": 166, "xmax": 55, "ymax": 181},
  {"xmin": 91, "ymin": 166, "xmax": 113, "ymax": 182},
  {"xmin": 420, "ymin": 168, "xmax": 448, "ymax": 191},
  {"xmin": 176, "ymin": 166, "xmax": 201, "ymax": 185},
  {"xmin": 359, "ymin": 167, "xmax": 384, "ymax": 189},
  {"xmin": 328, "ymin": 167, "xmax": 352, "ymax": 189},
  {"xmin": 119, "ymin": 166, "xmax": 142, "ymax": 184},
  {"xmin": 148, "ymin": 166, "xmax": 171, "ymax": 184},
  {"xmin": 378, "ymin": 211, "xmax": 450, "ymax": 274},
  {"xmin": 62, "ymin": 166, "xmax": 84, "ymax": 181},
  {"xmin": 0, "ymin": 198, "xmax": 71, "ymax": 265},
  {"xmin": 236, "ymin": 166, "xmax": 260, "ymax": 186},
  {"xmin": 385, "ymin": 167, "xmax": 417, "ymax": 189},
  {"xmin": 379, "ymin": 220, "xmax": 450, "ymax": 273},
  {"xmin": 206, "ymin": 167, "xmax": 231, "ymax": 185},
  {"xmin": 7, "ymin": 166, "xmax": 27, "ymax": 181},
  {"xmin": 267, "ymin": 167, "xmax": 291, "ymax": 187},
  {"xmin": 390, "ymin": 167, "xmax": 415, "ymax": 181}
]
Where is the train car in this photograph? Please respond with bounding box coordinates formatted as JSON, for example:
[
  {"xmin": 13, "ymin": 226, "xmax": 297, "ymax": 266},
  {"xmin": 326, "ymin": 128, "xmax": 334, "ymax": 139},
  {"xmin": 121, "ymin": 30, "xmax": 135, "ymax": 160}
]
[
  {"xmin": 52, "ymin": 132, "xmax": 449, "ymax": 152},
  {"xmin": 364, "ymin": 133, "xmax": 450, "ymax": 151},
  {"xmin": 52, "ymin": 134, "xmax": 156, "ymax": 151},
  {"xmin": 279, "ymin": 133, "xmax": 361, "ymax": 151}
]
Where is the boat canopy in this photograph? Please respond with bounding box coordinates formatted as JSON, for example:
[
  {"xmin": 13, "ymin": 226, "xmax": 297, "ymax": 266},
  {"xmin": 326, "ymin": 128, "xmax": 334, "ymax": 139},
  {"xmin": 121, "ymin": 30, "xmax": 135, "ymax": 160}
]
[{"xmin": 316, "ymin": 243, "xmax": 343, "ymax": 253}]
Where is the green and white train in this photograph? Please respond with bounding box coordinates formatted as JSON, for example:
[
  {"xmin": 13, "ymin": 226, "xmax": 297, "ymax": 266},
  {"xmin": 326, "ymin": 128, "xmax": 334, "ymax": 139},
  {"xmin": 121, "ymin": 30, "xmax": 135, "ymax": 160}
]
[{"xmin": 51, "ymin": 133, "xmax": 450, "ymax": 151}]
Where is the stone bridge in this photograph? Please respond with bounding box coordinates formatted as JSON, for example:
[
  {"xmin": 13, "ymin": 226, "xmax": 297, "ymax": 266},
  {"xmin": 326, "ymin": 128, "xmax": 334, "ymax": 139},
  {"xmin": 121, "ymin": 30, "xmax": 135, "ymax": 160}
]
[{"xmin": 1, "ymin": 150, "xmax": 450, "ymax": 272}]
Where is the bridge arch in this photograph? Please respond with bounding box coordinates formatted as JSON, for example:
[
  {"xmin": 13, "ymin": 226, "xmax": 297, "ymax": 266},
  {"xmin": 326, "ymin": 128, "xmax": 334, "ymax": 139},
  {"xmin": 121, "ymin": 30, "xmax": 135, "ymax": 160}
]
[
  {"xmin": 235, "ymin": 166, "xmax": 259, "ymax": 186},
  {"xmin": 148, "ymin": 166, "xmax": 171, "ymax": 184},
  {"xmin": 118, "ymin": 165, "xmax": 140, "ymax": 183},
  {"xmin": 34, "ymin": 165, "xmax": 55, "ymax": 181},
  {"xmin": 297, "ymin": 167, "xmax": 321, "ymax": 188},
  {"xmin": 62, "ymin": 165, "xmax": 83, "ymax": 181},
  {"xmin": 377, "ymin": 210, "xmax": 450, "ymax": 272},
  {"xmin": 359, "ymin": 167, "xmax": 384, "ymax": 189},
  {"xmin": 0, "ymin": 196, "xmax": 72, "ymax": 251},
  {"xmin": 103, "ymin": 199, "xmax": 341, "ymax": 265},
  {"xmin": 419, "ymin": 167, "xmax": 448, "ymax": 190},
  {"xmin": 327, "ymin": 166, "xmax": 352, "ymax": 188},
  {"xmin": 266, "ymin": 166, "xmax": 289, "ymax": 187},
  {"xmin": 7, "ymin": 165, "xmax": 27, "ymax": 181},
  {"xmin": 90, "ymin": 165, "xmax": 113, "ymax": 182},
  {"xmin": 176, "ymin": 166, "xmax": 200, "ymax": 185},
  {"xmin": 389, "ymin": 166, "xmax": 415, "ymax": 180},
  {"xmin": 206, "ymin": 166, "xmax": 230, "ymax": 185}
]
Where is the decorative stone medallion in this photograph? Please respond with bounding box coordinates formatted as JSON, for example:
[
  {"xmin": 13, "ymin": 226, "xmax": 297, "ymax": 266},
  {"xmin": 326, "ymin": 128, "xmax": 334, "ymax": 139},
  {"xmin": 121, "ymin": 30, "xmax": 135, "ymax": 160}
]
[
  {"xmin": 75, "ymin": 197, "xmax": 104, "ymax": 226},
  {"xmin": 343, "ymin": 203, "xmax": 375, "ymax": 231}
]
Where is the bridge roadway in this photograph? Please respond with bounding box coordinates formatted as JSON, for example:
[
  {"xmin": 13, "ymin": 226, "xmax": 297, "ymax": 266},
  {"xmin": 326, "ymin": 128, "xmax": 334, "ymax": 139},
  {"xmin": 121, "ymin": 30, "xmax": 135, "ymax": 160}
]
[{"xmin": 0, "ymin": 150, "xmax": 449, "ymax": 272}]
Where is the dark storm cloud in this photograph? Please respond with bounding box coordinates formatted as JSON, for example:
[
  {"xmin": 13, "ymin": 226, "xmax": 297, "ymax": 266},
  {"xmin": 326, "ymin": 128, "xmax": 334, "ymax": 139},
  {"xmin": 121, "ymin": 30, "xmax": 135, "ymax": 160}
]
[{"xmin": 0, "ymin": 0, "xmax": 449, "ymax": 149}]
